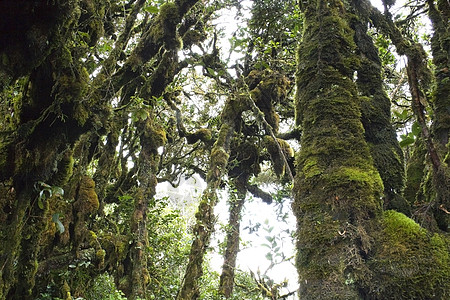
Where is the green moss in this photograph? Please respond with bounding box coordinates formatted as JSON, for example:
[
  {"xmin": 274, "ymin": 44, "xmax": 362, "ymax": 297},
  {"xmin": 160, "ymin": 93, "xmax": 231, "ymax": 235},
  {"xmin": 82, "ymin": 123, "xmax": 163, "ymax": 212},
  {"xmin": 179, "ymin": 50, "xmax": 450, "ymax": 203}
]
[
  {"xmin": 404, "ymin": 138, "xmax": 427, "ymax": 205},
  {"xmin": 228, "ymin": 139, "xmax": 260, "ymax": 180},
  {"xmin": 365, "ymin": 210, "xmax": 450, "ymax": 299},
  {"xmin": 263, "ymin": 136, "xmax": 293, "ymax": 178},
  {"xmin": 51, "ymin": 150, "xmax": 74, "ymax": 186},
  {"xmin": 293, "ymin": 2, "xmax": 385, "ymax": 298},
  {"xmin": 75, "ymin": 176, "xmax": 99, "ymax": 214},
  {"xmin": 210, "ymin": 147, "xmax": 230, "ymax": 171},
  {"xmin": 61, "ymin": 281, "xmax": 72, "ymax": 300},
  {"xmin": 186, "ymin": 128, "xmax": 212, "ymax": 144},
  {"xmin": 150, "ymin": 2, "xmax": 181, "ymax": 49},
  {"xmin": 353, "ymin": 18, "xmax": 408, "ymax": 213},
  {"xmin": 143, "ymin": 120, "xmax": 167, "ymax": 149},
  {"xmin": 96, "ymin": 249, "xmax": 106, "ymax": 266}
]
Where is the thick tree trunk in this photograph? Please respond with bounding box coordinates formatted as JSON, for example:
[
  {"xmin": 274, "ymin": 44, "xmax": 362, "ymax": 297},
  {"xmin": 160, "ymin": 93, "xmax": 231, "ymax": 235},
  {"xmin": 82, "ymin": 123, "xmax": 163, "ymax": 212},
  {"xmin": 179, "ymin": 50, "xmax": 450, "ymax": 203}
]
[
  {"xmin": 427, "ymin": 0, "xmax": 450, "ymax": 231},
  {"xmin": 294, "ymin": 1, "xmax": 450, "ymax": 299},
  {"xmin": 294, "ymin": 1, "xmax": 384, "ymax": 298},
  {"xmin": 355, "ymin": 0, "xmax": 449, "ymax": 231}
]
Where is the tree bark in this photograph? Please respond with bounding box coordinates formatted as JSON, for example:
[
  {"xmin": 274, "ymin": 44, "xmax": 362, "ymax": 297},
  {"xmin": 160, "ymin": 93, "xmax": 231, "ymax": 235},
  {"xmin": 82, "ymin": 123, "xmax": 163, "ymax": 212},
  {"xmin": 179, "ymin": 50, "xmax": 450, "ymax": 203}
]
[
  {"xmin": 177, "ymin": 96, "xmax": 240, "ymax": 299},
  {"xmin": 294, "ymin": 1, "xmax": 384, "ymax": 298},
  {"xmin": 352, "ymin": 14, "xmax": 408, "ymax": 214},
  {"xmin": 219, "ymin": 179, "xmax": 246, "ymax": 298}
]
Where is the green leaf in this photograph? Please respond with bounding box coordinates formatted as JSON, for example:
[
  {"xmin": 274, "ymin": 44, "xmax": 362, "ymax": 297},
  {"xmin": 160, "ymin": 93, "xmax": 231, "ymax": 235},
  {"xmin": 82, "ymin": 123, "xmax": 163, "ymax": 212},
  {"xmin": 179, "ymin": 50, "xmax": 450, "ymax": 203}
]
[
  {"xmin": 52, "ymin": 213, "xmax": 65, "ymax": 233},
  {"xmin": 38, "ymin": 181, "xmax": 51, "ymax": 189},
  {"xmin": 411, "ymin": 122, "xmax": 421, "ymax": 136},
  {"xmin": 265, "ymin": 235, "xmax": 274, "ymax": 243},
  {"xmin": 144, "ymin": 5, "xmax": 159, "ymax": 14},
  {"xmin": 38, "ymin": 197, "xmax": 44, "ymax": 210},
  {"xmin": 52, "ymin": 186, "xmax": 64, "ymax": 198},
  {"xmin": 265, "ymin": 252, "xmax": 273, "ymax": 261},
  {"xmin": 399, "ymin": 135, "xmax": 415, "ymax": 147}
]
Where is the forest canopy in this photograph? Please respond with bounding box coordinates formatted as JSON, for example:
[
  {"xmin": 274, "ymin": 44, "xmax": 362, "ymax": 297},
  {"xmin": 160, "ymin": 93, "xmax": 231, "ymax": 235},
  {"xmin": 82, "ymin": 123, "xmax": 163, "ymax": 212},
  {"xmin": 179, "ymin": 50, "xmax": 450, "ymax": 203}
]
[{"xmin": 0, "ymin": 0, "xmax": 449, "ymax": 299}]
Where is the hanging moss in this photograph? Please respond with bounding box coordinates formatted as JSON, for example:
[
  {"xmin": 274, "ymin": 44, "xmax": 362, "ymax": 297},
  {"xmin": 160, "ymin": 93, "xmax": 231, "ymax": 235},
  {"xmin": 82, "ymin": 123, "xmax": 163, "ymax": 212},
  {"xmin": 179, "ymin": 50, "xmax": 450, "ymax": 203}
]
[
  {"xmin": 141, "ymin": 119, "xmax": 167, "ymax": 150},
  {"xmin": 186, "ymin": 128, "xmax": 212, "ymax": 144},
  {"xmin": 74, "ymin": 176, "xmax": 99, "ymax": 215},
  {"xmin": 149, "ymin": 2, "xmax": 181, "ymax": 50},
  {"xmin": 364, "ymin": 210, "xmax": 450, "ymax": 299},
  {"xmin": 246, "ymin": 69, "xmax": 290, "ymax": 133},
  {"xmin": 263, "ymin": 136, "xmax": 294, "ymax": 179},
  {"xmin": 228, "ymin": 138, "xmax": 260, "ymax": 180}
]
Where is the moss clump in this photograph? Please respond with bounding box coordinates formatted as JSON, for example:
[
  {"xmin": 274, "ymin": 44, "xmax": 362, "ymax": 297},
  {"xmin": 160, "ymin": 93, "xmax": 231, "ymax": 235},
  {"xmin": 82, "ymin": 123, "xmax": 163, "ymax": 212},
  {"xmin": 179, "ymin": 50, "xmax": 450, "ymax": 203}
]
[
  {"xmin": 211, "ymin": 147, "xmax": 230, "ymax": 171},
  {"xmin": 263, "ymin": 136, "xmax": 294, "ymax": 178},
  {"xmin": 246, "ymin": 69, "xmax": 289, "ymax": 133},
  {"xmin": 142, "ymin": 119, "xmax": 167, "ymax": 150},
  {"xmin": 74, "ymin": 176, "xmax": 99, "ymax": 214},
  {"xmin": 149, "ymin": 2, "xmax": 181, "ymax": 49},
  {"xmin": 186, "ymin": 128, "xmax": 212, "ymax": 144},
  {"xmin": 365, "ymin": 210, "xmax": 450, "ymax": 299},
  {"xmin": 61, "ymin": 281, "xmax": 72, "ymax": 300},
  {"xmin": 51, "ymin": 150, "xmax": 74, "ymax": 187},
  {"xmin": 228, "ymin": 139, "xmax": 260, "ymax": 180},
  {"xmin": 96, "ymin": 249, "xmax": 106, "ymax": 267}
]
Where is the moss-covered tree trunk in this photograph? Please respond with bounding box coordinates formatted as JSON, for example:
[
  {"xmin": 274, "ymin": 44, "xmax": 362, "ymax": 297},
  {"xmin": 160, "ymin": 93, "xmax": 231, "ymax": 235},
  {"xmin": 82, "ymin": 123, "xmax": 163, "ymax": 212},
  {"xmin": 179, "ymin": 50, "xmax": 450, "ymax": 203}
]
[
  {"xmin": 294, "ymin": 1, "xmax": 384, "ymax": 298},
  {"xmin": 354, "ymin": 0, "xmax": 449, "ymax": 231},
  {"xmin": 294, "ymin": 1, "xmax": 450, "ymax": 299},
  {"xmin": 126, "ymin": 117, "xmax": 165, "ymax": 299},
  {"xmin": 177, "ymin": 94, "xmax": 248, "ymax": 299},
  {"xmin": 352, "ymin": 15, "xmax": 408, "ymax": 214},
  {"xmin": 427, "ymin": 0, "xmax": 450, "ymax": 231},
  {"xmin": 219, "ymin": 178, "xmax": 246, "ymax": 298}
]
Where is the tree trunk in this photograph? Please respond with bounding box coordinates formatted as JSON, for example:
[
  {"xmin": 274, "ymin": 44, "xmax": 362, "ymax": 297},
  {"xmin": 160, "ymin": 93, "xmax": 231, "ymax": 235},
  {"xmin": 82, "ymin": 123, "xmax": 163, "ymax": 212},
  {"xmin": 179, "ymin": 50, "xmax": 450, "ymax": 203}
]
[
  {"xmin": 127, "ymin": 117, "xmax": 164, "ymax": 299},
  {"xmin": 352, "ymin": 15, "xmax": 408, "ymax": 214},
  {"xmin": 294, "ymin": 1, "xmax": 450, "ymax": 299},
  {"xmin": 427, "ymin": 0, "xmax": 450, "ymax": 231},
  {"xmin": 177, "ymin": 96, "xmax": 242, "ymax": 299},
  {"xmin": 219, "ymin": 179, "xmax": 246, "ymax": 298},
  {"xmin": 294, "ymin": 1, "xmax": 384, "ymax": 298}
]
